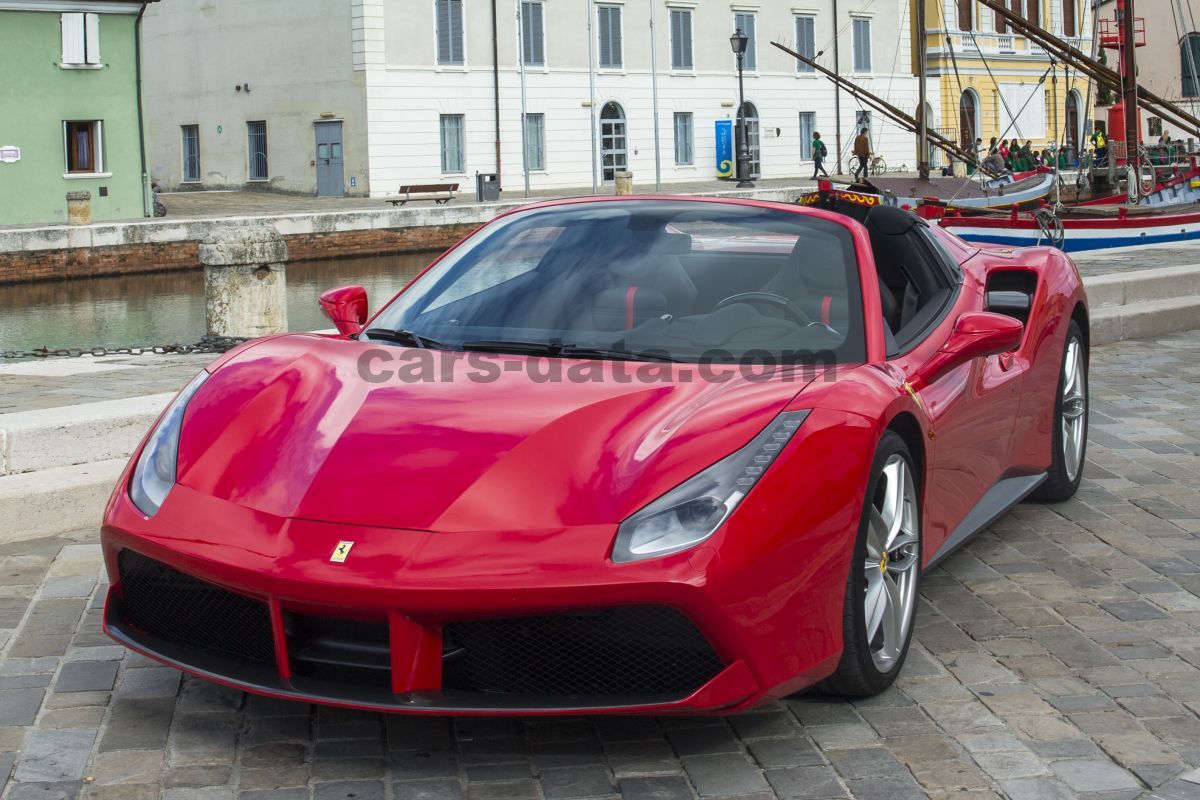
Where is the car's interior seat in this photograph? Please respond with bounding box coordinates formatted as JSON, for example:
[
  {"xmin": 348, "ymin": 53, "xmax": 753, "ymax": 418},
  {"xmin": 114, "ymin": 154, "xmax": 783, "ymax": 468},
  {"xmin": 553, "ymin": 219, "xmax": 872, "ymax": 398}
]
[
  {"xmin": 758, "ymin": 233, "xmax": 850, "ymax": 329},
  {"xmin": 862, "ymin": 205, "xmax": 953, "ymax": 351},
  {"xmin": 584, "ymin": 232, "xmax": 698, "ymax": 331}
]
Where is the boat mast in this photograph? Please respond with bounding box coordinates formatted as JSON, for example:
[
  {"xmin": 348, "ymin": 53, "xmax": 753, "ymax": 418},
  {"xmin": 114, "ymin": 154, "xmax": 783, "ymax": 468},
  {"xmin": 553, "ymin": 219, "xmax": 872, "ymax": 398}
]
[
  {"xmin": 917, "ymin": 0, "xmax": 929, "ymax": 180},
  {"xmin": 1118, "ymin": 0, "xmax": 1140, "ymax": 197}
]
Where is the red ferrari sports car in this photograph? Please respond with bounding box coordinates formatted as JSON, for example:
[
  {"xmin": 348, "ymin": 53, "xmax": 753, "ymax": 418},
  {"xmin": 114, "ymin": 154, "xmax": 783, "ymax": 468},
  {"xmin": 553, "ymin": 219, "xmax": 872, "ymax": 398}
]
[{"xmin": 101, "ymin": 193, "xmax": 1089, "ymax": 715}]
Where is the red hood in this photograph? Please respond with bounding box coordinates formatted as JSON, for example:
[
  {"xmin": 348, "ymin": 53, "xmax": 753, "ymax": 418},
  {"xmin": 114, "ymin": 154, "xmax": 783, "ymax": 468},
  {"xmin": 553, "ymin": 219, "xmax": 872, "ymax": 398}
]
[{"xmin": 175, "ymin": 335, "xmax": 818, "ymax": 531}]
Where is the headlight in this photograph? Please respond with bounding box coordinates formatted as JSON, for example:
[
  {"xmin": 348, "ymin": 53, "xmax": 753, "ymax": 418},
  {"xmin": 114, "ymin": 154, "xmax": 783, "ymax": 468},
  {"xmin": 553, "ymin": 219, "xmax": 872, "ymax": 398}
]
[
  {"xmin": 129, "ymin": 370, "xmax": 209, "ymax": 518},
  {"xmin": 612, "ymin": 410, "xmax": 810, "ymax": 563}
]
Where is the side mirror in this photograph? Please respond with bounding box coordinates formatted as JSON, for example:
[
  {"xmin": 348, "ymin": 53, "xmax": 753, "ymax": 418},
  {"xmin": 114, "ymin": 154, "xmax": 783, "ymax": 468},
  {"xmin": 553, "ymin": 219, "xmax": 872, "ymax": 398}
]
[
  {"xmin": 319, "ymin": 285, "xmax": 368, "ymax": 336},
  {"xmin": 913, "ymin": 311, "xmax": 1023, "ymax": 389}
]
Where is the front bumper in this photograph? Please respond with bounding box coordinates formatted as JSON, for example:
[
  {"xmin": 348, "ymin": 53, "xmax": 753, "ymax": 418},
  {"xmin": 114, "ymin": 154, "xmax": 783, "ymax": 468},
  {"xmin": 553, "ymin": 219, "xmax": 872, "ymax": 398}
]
[{"xmin": 101, "ymin": 482, "xmax": 825, "ymax": 715}]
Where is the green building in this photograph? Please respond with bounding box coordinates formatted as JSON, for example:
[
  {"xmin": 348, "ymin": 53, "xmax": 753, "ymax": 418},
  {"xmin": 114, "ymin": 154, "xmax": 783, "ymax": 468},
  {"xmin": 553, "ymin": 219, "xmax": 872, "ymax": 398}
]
[{"xmin": 0, "ymin": 1, "xmax": 157, "ymax": 226}]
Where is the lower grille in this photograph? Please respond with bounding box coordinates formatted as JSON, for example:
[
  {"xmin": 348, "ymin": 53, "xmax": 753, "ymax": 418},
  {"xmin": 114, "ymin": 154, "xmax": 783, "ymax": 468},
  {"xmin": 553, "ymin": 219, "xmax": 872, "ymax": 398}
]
[
  {"xmin": 285, "ymin": 613, "xmax": 391, "ymax": 688},
  {"xmin": 117, "ymin": 550, "xmax": 276, "ymax": 666},
  {"xmin": 444, "ymin": 607, "xmax": 723, "ymax": 697}
]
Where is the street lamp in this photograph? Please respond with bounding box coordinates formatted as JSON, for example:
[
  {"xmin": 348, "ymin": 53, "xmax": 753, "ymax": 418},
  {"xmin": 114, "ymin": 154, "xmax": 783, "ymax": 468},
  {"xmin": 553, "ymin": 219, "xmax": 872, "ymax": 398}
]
[{"xmin": 729, "ymin": 29, "xmax": 754, "ymax": 188}]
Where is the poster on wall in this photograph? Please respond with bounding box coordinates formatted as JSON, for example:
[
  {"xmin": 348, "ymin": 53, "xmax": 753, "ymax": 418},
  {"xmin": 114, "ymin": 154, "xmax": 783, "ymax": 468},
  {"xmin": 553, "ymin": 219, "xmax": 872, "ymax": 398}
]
[{"xmin": 715, "ymin": 120, "xmax": 733, "ymax": 179}]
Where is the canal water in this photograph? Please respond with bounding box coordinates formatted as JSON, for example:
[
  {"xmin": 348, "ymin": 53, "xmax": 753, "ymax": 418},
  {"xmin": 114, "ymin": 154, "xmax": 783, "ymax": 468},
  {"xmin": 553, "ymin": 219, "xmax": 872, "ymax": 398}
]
[{"xmin": 0, "ymin": 252, "xmax": 435, "ymax": 354}]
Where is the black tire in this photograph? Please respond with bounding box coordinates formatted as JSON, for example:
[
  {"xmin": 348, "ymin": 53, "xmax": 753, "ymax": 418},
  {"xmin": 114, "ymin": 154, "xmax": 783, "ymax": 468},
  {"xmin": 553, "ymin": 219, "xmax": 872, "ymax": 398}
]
[
  {"xmin": 1030, "ymin": 319, "xmax": 1088, "ymax": 502},
  {"xmin": 817, "ymin": 430, "xmax": 921, "ymax": 697}
]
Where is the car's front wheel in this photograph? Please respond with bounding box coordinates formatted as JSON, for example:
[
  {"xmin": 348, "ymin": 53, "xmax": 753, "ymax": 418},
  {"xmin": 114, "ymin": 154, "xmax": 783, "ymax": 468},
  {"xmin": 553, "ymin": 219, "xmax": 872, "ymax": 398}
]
[{"xmin": 819, "ymin": 431, "xmax": 921, "ymax": 697}]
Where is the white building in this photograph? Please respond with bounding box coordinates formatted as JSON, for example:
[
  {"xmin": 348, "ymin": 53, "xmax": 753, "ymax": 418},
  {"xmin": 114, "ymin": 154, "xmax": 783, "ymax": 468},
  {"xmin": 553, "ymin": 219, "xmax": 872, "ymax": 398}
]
[{"xmin": 143, "ymin": 0, "xmax": 922, "ymax": 197}]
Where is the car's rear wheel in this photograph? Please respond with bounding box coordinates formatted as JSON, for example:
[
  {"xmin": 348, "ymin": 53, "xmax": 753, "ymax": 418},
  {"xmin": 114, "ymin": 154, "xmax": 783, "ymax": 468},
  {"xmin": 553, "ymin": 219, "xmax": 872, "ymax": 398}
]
[
  {"xmin": 819, "ymin": 431, "xmax": 921, "ymax": 697},
  {"xmin": 1031, "ymin": 319, "xmax": 1087, "ymax": 502}
]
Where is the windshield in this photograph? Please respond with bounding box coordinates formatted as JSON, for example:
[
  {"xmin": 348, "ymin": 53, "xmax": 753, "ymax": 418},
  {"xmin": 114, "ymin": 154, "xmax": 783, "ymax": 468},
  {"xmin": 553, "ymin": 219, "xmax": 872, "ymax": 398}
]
[{"xmin": 370, "ymin": 200, "xmax": 866, "ymax": 365}]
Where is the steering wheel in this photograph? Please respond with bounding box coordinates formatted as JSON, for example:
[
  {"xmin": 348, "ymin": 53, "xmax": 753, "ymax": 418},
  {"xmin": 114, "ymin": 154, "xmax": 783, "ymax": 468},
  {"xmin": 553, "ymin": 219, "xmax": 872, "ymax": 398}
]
[{"xmin": 714, "ymin": 292, "xmax": 812, "ymax": 326}]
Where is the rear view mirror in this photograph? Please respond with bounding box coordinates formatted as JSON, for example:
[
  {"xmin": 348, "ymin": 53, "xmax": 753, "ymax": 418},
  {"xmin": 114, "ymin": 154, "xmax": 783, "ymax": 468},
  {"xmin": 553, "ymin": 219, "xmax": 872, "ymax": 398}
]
[
  {"xmin": 319, "ymin": 285, "xmax": 368, "ymax": 336},
  {"xmin": 913, "ymin": 311, "xmax": 1023, "ymax": 388}
]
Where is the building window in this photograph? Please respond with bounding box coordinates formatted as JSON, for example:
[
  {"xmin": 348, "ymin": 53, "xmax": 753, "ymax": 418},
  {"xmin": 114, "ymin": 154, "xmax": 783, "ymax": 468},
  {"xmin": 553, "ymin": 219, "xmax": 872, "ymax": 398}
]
[
  {"xmin": 1183, "ymin": 33, "xmax": 1200, "ymax": 97},
  {"xmin": 64, "ymin": 120, "xmax": 102, "ymax": 174},
  {"xmin": 1148, "ymin": 116, "xmax": 1163, "ymax": 137},
  {"xmin": 520, "ymin": 1, "xmax": 545, "ymax": 66},
  {"xmin": 436, "ymin": 0, "xmax": 465, "ymax": 65},
  {"xmin": 524, "ymin": 113, "xmax": 545, "ymax": 170},
  {"xmin": 247, "ymin": 121, "xmax": 268, "ymax": 181},
  {"xmin": 957, "ymin": 0, "xmax": 973, "ymax": 30},
  {"xmin": 440, "ymin": 114, "xmax": 465, "ymax": 174},
  {"xmin": 182, "ymin": 125, "xmax": 200, "ymax": 183},
  {"xmin": 670, "ymin": 9, "xmax": 693, "ymax": 70},
  {"xmin": 1061, "ymin": 0, "xmax": 1076, "ymax": 37},
  {"xmin": 734, "ymin": 12, "xmax": 757, "ymax": 71},
  {"xmin": 795, "ymin": 15, "xmax": 815, "ymax": 72},
  {"xmin": 799, "ymin": 112, "xmax": 816, "ymax": 160},
  {"xmin": 673, "ymin": 112, "xmax": 693, "ymax": 165},
  {"xmin": 1025, "ymin": 0, "xmax": 1039, "ymax": 28},
  {"xmin": 60, "ymin": 12, "xmax": 100, "ymax": 66},
  {"xmin": 597, "ymin": 5, "xmax": 622, "ymax": 68},
  {"xmin": 852, "ymin": 18, "xmax": 871, "ymax": 72}
]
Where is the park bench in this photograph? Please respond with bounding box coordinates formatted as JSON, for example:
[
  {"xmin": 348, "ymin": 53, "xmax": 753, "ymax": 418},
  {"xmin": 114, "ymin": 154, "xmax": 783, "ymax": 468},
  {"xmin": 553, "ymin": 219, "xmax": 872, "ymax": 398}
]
[{"xmin": 386, "ymin": 183, "xmax": 459, "ymax": 206}]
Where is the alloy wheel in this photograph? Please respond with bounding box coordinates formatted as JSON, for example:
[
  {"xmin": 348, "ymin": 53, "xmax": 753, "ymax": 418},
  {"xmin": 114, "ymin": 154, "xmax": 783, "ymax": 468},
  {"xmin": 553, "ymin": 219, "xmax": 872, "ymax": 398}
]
[
  {"xmin": 1061, "ymin": 337, "xmax": 1087, "ymax": 483},
  {"xmin": 862, "ymin": 454, "xmax": 920, "ymax": 672}
]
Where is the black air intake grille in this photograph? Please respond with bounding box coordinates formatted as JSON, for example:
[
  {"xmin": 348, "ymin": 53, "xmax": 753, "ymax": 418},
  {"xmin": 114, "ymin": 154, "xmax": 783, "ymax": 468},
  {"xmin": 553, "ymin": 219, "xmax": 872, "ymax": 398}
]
[
  {"xmin": 444, "ymin": 607, "xmax": 723, "ymax": 697},
  {"xmin": 117, "ymin": 550, "xmax": 276, "ymax": 666}
]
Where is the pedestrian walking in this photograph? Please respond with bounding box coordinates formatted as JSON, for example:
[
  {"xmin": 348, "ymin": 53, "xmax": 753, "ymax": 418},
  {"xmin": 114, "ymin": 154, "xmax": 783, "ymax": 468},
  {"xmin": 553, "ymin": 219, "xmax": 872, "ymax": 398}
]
[
  {"xmin": 852, "ymin": 127, "xmax": 870, "ymax": 181},
  {"xmin": 811, "ymin": 132, "xmax": 829, "ymax": 179}
]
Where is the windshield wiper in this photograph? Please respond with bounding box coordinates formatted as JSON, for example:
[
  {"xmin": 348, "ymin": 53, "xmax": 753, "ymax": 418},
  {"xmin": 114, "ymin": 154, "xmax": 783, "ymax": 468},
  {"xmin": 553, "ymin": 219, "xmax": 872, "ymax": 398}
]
[
  {"xmin": 559, "ymin": 345, "xmax": 681, "ymax": 363},
  {"xmin": 361, "ymin": 328, "xmax": 448, "ymax": 350},
  {"xmin": 461, "ymin": 339, "xmax": 680, "ymax": 363}
]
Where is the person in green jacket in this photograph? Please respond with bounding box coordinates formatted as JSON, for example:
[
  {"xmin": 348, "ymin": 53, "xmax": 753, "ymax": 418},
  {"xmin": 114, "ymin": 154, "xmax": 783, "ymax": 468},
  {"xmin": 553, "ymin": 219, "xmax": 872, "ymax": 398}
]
[{"xmin": 811, "ymin": 132, "xmax": 829, "ymax": 179}]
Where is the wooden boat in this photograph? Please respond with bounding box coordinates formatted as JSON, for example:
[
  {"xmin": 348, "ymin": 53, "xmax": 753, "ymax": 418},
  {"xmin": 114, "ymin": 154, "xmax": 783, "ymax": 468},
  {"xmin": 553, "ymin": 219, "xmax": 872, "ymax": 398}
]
[
  {"xmin": 863, "ymin": 168, "xmax": 1058, "ymax": 211},
  {"xmin": 934, "ymin": 200, "xmax": 1200, "ymax": 252}
]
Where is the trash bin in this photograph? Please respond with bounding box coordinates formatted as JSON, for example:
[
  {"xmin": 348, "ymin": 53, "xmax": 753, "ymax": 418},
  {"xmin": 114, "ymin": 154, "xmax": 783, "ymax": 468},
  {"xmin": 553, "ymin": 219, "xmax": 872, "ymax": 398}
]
[{"xmin": 475, "ymin": 172, "xmax": 500, "ymax": 202}]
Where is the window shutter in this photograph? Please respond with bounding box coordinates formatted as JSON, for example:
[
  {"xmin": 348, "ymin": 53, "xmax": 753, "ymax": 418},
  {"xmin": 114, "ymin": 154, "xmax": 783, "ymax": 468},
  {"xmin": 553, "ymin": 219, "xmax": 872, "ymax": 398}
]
[
  {"xmin": 436, "ymin": 0, "xmax": 450, "ymax": 63},
  {"xmin": 437, "ymin": 0, "xmax": 463, "ymax": 64},
  {"xmin": 450, "ymin": 0, "xmax": 463, "ymax": 62},
  {"xmin": 734, "ymin": 13, "xmax": 756, "ymax": 71},
  {"xmin": 598, "ymin": 7, "xmax": 610, "ymax": 66},
  {"xmin": 61, "ymin": 13, "xmax": 85, "ymax": 64},
  {"xmin": 1028, "ymin": 0, "xmax": 1040, "ymax": 26},
  {"xmin": 84, "ymin": 13, "xmax": 101, "ymax": 63},
  {"xmin": 686, "ymin": 10, "xmax": 696, "ymax": 68},
  {"xmin": 532, "ymin": 3, "xmax": 544, "ymax": 64},
  {"xmin": 796, "ymin": 16, "xmax": 814, "ymax": 71},
  {"xmin": 670, "ymin": 11, "xmax": 681, "ymax": 68},
  {"xmin": 611, "ymin": 7, "xmax": 622, "ymax": 67}
]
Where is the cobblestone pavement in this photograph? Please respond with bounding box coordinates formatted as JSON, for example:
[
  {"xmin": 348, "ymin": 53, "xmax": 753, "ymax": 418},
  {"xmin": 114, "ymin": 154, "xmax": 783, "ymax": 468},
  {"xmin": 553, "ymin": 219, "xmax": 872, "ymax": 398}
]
[
  {"xmin": 0, "ymin": 355, "xmax": 215, "ymax": 413},
  {"xmin": 3, "ymin": 331, "xmax": 1200, "ymax": 800},
  {"xmin": 1068, "ymin": 245, "xmax": 1200, "ymax": 278}
]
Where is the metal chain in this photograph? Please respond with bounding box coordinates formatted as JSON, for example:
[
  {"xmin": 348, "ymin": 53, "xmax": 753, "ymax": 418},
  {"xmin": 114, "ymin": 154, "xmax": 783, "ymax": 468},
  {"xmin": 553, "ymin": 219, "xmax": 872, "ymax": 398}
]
[{"xmin": 1, "ymin": 335, "xmax": 247, "ymax": 360}]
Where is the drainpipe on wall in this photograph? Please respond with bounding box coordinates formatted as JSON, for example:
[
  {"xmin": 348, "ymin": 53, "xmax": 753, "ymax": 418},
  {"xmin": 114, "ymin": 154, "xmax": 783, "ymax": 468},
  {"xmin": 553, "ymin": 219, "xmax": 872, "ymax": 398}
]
[
  {"xmin": 134, "ymin": 1, "xmax": 152, "ymax": 217},
  {"xmin": 492, "ymin": 0, "xmax": 502, "ymax": 189}
]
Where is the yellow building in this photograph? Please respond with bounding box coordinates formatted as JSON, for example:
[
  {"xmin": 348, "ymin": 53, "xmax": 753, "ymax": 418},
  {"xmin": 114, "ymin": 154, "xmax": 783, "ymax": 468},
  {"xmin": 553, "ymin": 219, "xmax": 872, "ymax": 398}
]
[{"xmin": 916, "ymin": 0, "xmax": 1095, "ymax": 165}]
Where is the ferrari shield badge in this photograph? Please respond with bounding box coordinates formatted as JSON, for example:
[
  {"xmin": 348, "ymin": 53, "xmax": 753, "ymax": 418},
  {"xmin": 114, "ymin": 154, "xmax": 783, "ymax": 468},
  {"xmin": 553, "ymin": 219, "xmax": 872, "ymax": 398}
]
[{"xmin": 330, "ymin": 541, "xmax": 354, "ymax": 563}]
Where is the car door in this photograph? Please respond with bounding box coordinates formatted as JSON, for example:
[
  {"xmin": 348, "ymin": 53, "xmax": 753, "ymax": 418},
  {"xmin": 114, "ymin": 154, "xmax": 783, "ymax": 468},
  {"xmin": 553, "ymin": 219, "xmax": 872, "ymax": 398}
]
[{"xmin": 886, "ymin": 230, "xmax": 1025, "ymax": 559}]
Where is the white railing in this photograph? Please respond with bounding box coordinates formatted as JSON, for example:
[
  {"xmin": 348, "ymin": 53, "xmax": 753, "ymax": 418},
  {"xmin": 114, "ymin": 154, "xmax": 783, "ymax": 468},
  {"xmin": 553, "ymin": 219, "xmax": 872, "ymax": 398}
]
[{"xmin": 998, "ymin": 34, "xmax": 1015, "ymax": 53}]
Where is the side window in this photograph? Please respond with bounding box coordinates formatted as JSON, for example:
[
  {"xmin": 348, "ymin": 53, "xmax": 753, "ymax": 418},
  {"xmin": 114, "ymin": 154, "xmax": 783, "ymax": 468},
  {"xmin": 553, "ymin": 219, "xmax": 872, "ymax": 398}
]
[{"xmin": 916, "ymin": 226, "xmax": 963, "ymax": 283}]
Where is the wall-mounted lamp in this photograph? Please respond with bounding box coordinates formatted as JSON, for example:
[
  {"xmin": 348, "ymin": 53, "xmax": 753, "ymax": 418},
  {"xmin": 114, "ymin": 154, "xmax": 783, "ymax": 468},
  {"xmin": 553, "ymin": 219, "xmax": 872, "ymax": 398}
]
[
  {"xmin": 235, "ymin": 82, "xmax": 251, "ymax": 93},
  {"xmin": 720, "ymin": 100, "xmax": 735, "ymax": 108}
]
